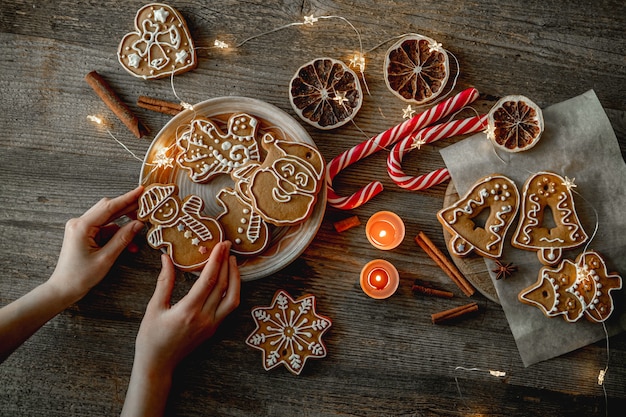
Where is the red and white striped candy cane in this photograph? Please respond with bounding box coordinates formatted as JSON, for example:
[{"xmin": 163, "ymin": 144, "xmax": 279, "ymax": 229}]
[
  {"xmin": 387, "ymin": 114, "xmax": 488, "ymax": 190},
  {"xmin": 326, "ymin": 88, "xmax": 480, "ymax": 209}
]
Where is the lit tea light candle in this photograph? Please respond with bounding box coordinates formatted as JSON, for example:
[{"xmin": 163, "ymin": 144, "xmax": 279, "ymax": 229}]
[
  {"xmin": 365, "ymin": 211, "xmax": 405, "ymax": 250},
  {"xmin": 359, "ymin": 259, "xmax": 399, "ymax": 299}
]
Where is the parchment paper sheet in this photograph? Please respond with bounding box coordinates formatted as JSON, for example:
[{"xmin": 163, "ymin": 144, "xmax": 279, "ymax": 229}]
[{"xmin": 440, "ymin": 90, "xmax": 626, "ymax": 366}]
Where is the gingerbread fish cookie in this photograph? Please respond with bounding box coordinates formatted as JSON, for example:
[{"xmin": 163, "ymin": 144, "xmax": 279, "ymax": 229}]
[
  {"xmin": 216, "ymin": 188, "xmax": 270, "ymax": 256},
  {"xmin": 519, "ymin": 251, "xmax": 622, "ymax": 323},
  {"xmin": 177, "ymin": 114, "xmax": 261, "ymax": 183},
  {"xmin": 437, "ymin": 174, "xmax": 520, "ymax": 259},
  {"xmin": 246, "ymin": 290, "xmax": 332, "ymax": 375},
  {"xmin": 233, "ymin": 134, "xmax": 325, "ymax": 226},
  {"xmin": 138, "ymin": 183, "xmax": 223, "ymax": 271},
  {"xmin": 117, "ymin": 3, "xmax": 197, "ymax": 80},
  {"xmin": 512, "ymin": 172, "xmax": 588, "ymax": 265}
]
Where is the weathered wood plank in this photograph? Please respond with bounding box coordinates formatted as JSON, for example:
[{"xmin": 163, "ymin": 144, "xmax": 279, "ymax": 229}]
[{"xmin": 1, "ymin": 0, "xmax": 625, "ymax": 415}]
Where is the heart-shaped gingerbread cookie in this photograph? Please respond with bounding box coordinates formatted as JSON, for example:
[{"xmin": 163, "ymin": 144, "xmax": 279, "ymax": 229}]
[{"xmin": 117, "ymin": 3, "xmax": 197, "ymax": 80}]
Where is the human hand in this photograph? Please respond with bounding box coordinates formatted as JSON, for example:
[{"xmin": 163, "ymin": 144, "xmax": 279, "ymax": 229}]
[
  {"xmin": 47, "ymin": 186, "xmax": 145, "ymax": 304},
  {"xmin": 134, "ymin": 241, "xmax": 241, "ymax": 376}
]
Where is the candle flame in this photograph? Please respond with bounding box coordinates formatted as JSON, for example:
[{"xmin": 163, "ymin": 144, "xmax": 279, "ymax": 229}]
[{"xmin": 379, "ymin": 230, "xmax": 387, "ymax": 238}]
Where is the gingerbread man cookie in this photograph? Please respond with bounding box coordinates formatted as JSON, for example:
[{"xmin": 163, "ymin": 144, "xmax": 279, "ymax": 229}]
[
  {"xmin": 437, "ymin": 174, "xmax": 520, "ymax": 259},
  {"xmin": 519, "ymin": 251, "xmax": 622, "ymax": 323},
  {"xmin": 232, "ymin": 134, "xmax": 325, "ymax": 226},
  {"xmin": 138, "ymin": 183, "xmax": 223, "ymax": 271},
  {"xmin": 216, "ymin": 188, "xmax": 270, "ymax": 256},
  {"xmin": 117, "ymin": 3, "xmax": 197, "ymax": 80},
  {"xmin": 246, "ymin": 290, "xmax": 332, "ymax": 375},
  {"xmin": 177, "ymin": 114, "xmax": 261, "ymax": 183},
  {"xmin": 512, "ymin": 172, "xmax": 588, "ymax": 265}
]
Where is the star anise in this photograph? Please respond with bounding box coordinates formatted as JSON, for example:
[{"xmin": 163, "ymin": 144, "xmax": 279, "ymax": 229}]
[{"xmin": 492, "ymin": 260, "xmax": 517, "ymax": 280}]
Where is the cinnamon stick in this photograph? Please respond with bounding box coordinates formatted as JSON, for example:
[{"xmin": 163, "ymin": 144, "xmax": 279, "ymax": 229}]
[
  {"xmin": 333, "ymin": 215, "xmax": 361, "ymax": 233},
  {"xmin": 411, "ymin": 284, "xmax": 454, "ymax": 299},
  {"xmin": 85, "ymin": 71, "xmax": 149, "ymax": 138},
  {"xmin": 137, "ymin": 95, "xmax": 184, "ymax": 116},
  {"xmin": 431, "ymin": 302, "xmax": 478, "ymax": 324},
  {"xmin": 414, "ymin": 231, "xmax": 475, "ymax": 297}
]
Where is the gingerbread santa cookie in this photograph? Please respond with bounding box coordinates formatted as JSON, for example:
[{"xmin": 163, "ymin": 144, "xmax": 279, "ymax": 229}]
[
  {"xmin": 437, "ymin": 174, "xmax": 519, "ymax": 259},
  {"xmin": 232, "ymin": 134, "xmax": 325, "ymax": 226},
  {"xmin": 216, "ymin": 188, "xmax": 270, "ymax": 256},
  {"xmin": 117, "ymin": 3, "xmax": 197, "ymax": 80},
  {"xmin": 519, "ymin": 251, "xmax": 622, "ymax": 323},
  {"xmin": 138, "ymin": 183, "xmax": 223, "ymax": 271},
  {"xmin": 176, "ymin": 113, "xmax": 261, "ymax": 183},
  {"xmin": 246, "ymin": 290, "xmax": 332, "ymax": 375},
  {"xmin": 512, "ymin": 172, "xmax": 588, "ymax": 265}
]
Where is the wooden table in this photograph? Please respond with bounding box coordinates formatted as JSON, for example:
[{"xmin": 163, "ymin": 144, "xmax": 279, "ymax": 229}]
[{"xmin": 1, "ymin": 1, "xmax": 625, "ymax": 415}]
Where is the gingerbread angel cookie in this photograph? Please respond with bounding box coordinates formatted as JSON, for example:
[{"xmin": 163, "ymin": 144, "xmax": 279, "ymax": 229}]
[
  {"xmin": 138, "ymin": 183, "xmax": 223, "ymax": 271},
  {"xmin": 117, "ymin": 3, "xmax": 197, "ymax": 80},
  {"xmin": 246, "ymin": 290, "xmax": 332, "ymax": 375},
  {"xmin": 176, "ymin": 114, "xmax": 261, "ymax": 183},
  {"xmin": 216, "ymin": 188, "xmax": 270, "ymax": 256},
  {"xmin": 437, "ymin": 174, "xmax": 520, "ymax": 259},
  {"xmin": 519, "ymin": 251, "xmax": 622, "ymax": 323},
  {"xmin": 232, "ymin": 134, "xmax": 325, "ymax": 226},
  {"xmin": 512, "ymin": 172, "xmax": 588, "ymax": 265}
]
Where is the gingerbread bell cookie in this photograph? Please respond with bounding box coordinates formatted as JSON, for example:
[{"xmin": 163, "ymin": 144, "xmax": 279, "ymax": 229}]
[
  {"xmin": 519, "ymin": 251, "xmax": 622, "ymax": 323},
  {"xmin": 117, "ymin": 3, "xmax": 197, "ymax": 80},
  {"xmin": 512, "ymin": 172, "xmax": 588, "ymax": 265},
  {"xmin": 138, "ymin": 183, "xmax": 223, "ymax": 271},
  {"xmin": 176, "ymin": 113, "xmax": 262, "ymax": 183},
  {"xmin": 246, "ymin": 290, "xmax": 332, "ymax": 375},
  {"xmin": 437, "ymin": 174, "xmax": 520, "ymax": 259}
]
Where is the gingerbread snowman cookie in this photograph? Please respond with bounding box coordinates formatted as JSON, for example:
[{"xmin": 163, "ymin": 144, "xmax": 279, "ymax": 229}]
[
  {"xmin": 216, "ymin": 188, "xmax": 270, "ymax": 256},
  {"xmin": 138, "ymin": 183, "xmax": 223, "ymax": 271},
  {"xmin": 232, "ymin": 134, "xmax": 325, "ymax": 226}
]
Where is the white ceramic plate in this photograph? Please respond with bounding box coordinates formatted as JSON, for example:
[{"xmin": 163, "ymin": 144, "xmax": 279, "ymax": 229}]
[{"xmin": 139, "ymin": 96, "xmax": 326, "ymax": 281}]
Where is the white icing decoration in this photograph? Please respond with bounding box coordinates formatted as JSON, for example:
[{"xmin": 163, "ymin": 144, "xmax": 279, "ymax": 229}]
[
  {"xmin": 128, "ymin": 53, "xmax": 141, "ymax": 68},
  {"xmin": 153, "ymin": 7, "xmax": 170, "ymax": 23}
]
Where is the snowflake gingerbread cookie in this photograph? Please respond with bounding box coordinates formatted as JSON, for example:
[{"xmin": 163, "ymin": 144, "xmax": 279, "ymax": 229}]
[
  {"xmin": 117, "ymin": 3, "xmax": 197, "ymax": 80},
  {"xmin": 137, "ymin": 183, "xmax": 223, "ymax": 271},
  {"xmin": 246, "ymin": 290, "xmax": 332, "ymax": 375}
]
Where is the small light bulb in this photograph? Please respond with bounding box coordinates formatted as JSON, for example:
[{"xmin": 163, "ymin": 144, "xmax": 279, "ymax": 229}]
[
  {"xmin": 87, "ymin": 115, "xmax": 103, "ymax": 125},
  {"xmin": 214, "ymin": 39, "xmax": 229, "ymax": 49}
]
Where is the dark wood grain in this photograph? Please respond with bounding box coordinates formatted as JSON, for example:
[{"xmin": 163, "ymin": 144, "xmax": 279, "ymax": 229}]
[{"xmin": 1, "ymin": 0, "xmax": 625, "ymax": 416}]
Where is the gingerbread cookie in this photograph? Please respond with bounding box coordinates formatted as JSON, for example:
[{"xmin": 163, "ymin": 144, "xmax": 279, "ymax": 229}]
[
  {"xmin": 246, "ymin": 290, "xmax": 332, "ymax": 375},
  {"xmin": 177, "ymin": 114, "xmax": 261, "ymax": 183},
  {"xmin": 117, "ymin": 3, "xmax": 197, "ymax": 80},
  {"xmin": 519, "ymin": 251, "xmax": 622, "ymax": 323},
  {"xmin": 216, "ymin": 188, "xmax": 270, "ymax": 256},
  {"xmin": 437, "ymin": 174, "xmax": 519, "ymax": 259},
  {"xmin": 512, "ymin": 172, "xmax": 588, "ymax": 265},
  {"xmin": 232, "ymin": 134, "xmax": 325, "ymax": 226},
  {"xmin": 138, "ymin": 183, "xmax": 223, "ymax": 271}
]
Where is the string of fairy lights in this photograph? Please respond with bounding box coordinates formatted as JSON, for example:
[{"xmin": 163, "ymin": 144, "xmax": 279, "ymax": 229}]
[{"xmin": 87, "ymin": 10, "xmax": 614, "ymax": 412}]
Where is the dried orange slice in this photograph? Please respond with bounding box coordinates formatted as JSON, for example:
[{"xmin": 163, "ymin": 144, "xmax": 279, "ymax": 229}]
[
  {"xmin": 289, "ymin": 57, "xmax": 363, "ymax": 130},
  {"xmin": 487, "ymin": 95, "xmax": 544, "ymax": 152},
  {"xmin": 384, "ymin": 34, "xmax": 449, "ymax": 104}
]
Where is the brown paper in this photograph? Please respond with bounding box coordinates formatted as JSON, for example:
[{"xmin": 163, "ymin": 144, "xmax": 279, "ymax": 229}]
[{"xmin": 440, "ymin": 90, "xmax": 626, "ymax": 366}]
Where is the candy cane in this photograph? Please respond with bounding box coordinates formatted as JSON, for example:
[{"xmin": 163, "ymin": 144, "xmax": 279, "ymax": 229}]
[
  {"xmin": 326, "ymin": 87, "xmax": 480, "ymax": 209},
  {"xmin": 387, "ymin": 114, "xmax": 488, "ymax": 190}
]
